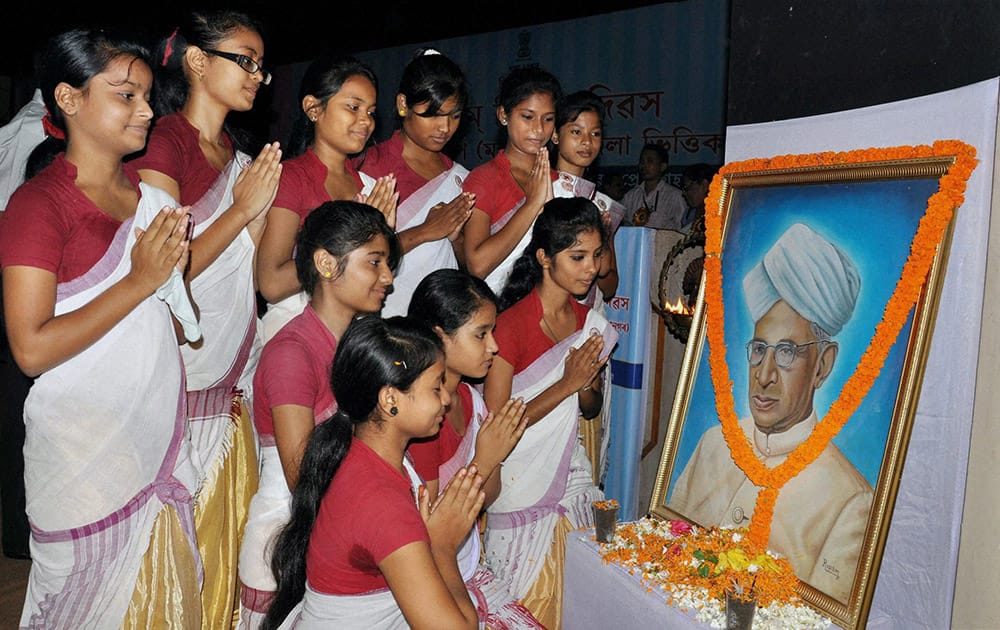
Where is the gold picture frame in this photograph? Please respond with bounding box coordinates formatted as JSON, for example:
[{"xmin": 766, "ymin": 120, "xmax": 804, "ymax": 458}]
[{"xmin": 648, "ymin": 143, "xmax": 976, "ymax": 629}]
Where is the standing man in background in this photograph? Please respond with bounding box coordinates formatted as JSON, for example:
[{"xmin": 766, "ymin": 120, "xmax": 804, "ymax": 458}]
[{"xmin": 622, "ymin": 142, "xmax": 687, "ymax": 230}]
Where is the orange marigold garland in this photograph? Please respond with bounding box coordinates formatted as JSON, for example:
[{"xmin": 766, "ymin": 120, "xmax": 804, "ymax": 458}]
[{"xmin": 702, "ymin": 140, "xmax": 978, "ymax": 551}]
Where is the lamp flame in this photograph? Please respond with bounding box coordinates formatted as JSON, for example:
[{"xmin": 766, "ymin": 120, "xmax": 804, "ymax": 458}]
[{"xmin": 662, "ymin": 297, "xmax": 693, "ymax": 316}]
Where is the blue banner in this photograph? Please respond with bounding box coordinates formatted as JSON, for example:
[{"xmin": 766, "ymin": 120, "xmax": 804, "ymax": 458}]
[{"xmin": 603, "ymin": 227, "xmax": 655, "ymax": 520}]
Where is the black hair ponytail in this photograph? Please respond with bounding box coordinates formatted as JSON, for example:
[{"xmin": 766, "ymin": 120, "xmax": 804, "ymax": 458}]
[
  {"xmin": 262, "ymin": 411, "xmax": 352, "ymax": 630},
  {"xmin": 261, "ymin": 315, "xmax": 442, "ymax": 628}
]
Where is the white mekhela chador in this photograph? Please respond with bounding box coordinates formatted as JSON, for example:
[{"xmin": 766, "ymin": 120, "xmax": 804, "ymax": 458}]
[
  {"xmin": 484, "ymin": 309, "xmax": 617, "ymax": 618},
  {"xmin": 20, "ymin": 183, "xmax": 203, "ymax": 628},
  {"xmin": 432, "ymin": 384, "xmax": 544, "ymax": 629},
  {"xmin": 552, "ymin": 170, "xmax": 626, "ymax": 484},
  {"xmin": 183, "ymin": 154, "xmax": 265, "ymax": 629}
]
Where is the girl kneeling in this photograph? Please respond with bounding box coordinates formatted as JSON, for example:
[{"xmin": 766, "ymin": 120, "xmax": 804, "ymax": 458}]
[
  {"xmin": 409, "ymin": 269, "xmax": 542, "ymax": 628},
  {"xmin": 263, "ymin": 316, "xmax": 483, "ymax": 629}
]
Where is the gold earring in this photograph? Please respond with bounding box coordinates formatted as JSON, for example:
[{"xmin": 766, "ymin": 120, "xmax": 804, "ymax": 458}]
[
  {"xmin": 323, "ymin": 270, "xmax": 332, "ymax": 278},
  {"xmin": 398, "ymin": 108, "xmax": 406, "ymax": 116}
]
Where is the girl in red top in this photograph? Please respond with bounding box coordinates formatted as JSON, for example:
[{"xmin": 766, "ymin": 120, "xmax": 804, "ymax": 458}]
[
  {"xmin": 257, "ymin": 54, "xmax": 398, "ymax": 331},
  {"xmin": 0, "ymin": 29, "xmax": 199, "ymax": 628},
  {"xmin": 264, "ymin": 316, "xmax": 483, "ymax": 630},
  {"xmin": 551, "ymin": 89, "xmax": 624, "ymax": 304},
  {"xmin": 357, "ymin": 49, "xmax": 476, "ymax": 316},
  {"xmin": 132, "ymin": 12, "xmax": 283, "ymax": 626},
  {"xmin": 461, "ymin": 66, "xmax": 561, "ymax": 293},
  {"xmin": 483, "ymin": 197, "xmax": 616, "ymax": 627},
  {"xmin": 407, "ymin": 269, "xmax": 524, "ymax": 502},
  {"xmin": 239, "ymin": 201, "xmax": 399, "ymax": 627},
  {"xmin": 136, "ymin": 9, "xmax": 281, "ymax": 274},
  {"xmin": 408, "ymin": 269, "xmax": 544, "ymax": 628}
]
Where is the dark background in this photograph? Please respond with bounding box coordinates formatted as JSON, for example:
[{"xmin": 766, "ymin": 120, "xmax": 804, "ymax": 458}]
[
  {"xmin": 3, "ymin": 1, "xmax": 999, "ymax": 132},
  {"xmin": 726, "ymin": 0, "xmax": 1000, "ymax": 125},
  {"xmin": 0, "ymin": 1, "xmax": 669, "ymax": 109}
]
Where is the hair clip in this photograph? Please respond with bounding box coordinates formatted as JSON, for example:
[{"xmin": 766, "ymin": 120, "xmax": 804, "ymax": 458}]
[
  {"xmin": 162, "ymin": 27, "xmax": 179, "ymax": 67},
  {"xmin": 393, "ymin": 360, "xmax": 407, "ymax": 369},
  {"xmin": 41, "ymin": 110, "xmax": 65, "ymax": 140},
  {"xmin": 422, "ymin": 48, "xmax": 442, "ymax": 56}
]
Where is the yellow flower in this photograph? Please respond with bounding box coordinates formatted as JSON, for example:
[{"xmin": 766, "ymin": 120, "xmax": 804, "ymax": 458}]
[
  {"xmin": 716, "ymin": 548, "xmax": 750, "ymax": 574},
  {"xmin": 752, "ymin": 553, "xmax": 781, "ymax": 573}
]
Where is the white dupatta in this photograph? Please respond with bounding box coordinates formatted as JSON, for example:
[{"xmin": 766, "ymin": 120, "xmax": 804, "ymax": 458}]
[
  {"xmin": 483, "ymin": 196, "xmax": 531, "ymax": 296},
  {"xmin": 483, "ymin": 309, "xmax": 617, "ymax": 599},
  {"xmin": 380, "ymin": 164, "xmax": 469, "ymax": 317},
  {"xmin": 183, "ymin": 153, "xmax": 263, "ymax": 486},
  {"xmin": 20, "ymin": 183, "xmax": 202, "ymax": 628},
  {"xmin": 261, "ymin": 173, "xmax": 377, "ymax": 343},
  {"xmin": 436, "ymin": 383, "xmax": 487, "ymax": 582}
]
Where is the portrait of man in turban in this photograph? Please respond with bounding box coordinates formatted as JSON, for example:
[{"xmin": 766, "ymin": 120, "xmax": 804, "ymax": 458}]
[{"xmin": 668, "ymin": 222, "xmax": 874, "ymax": 603}]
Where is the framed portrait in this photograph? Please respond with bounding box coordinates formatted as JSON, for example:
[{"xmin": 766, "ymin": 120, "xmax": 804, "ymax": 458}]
[{"xmin": 648, "ymin": 142, "xmax": 977, "ymax": 629}]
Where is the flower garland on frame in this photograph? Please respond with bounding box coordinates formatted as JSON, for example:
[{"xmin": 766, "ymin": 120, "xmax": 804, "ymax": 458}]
[{"xmin": 702, "ymin": 140, "xmax": 978, "ymax": 551}]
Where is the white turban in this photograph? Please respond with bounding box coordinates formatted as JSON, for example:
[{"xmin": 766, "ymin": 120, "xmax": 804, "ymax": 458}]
[{"xmin": 742, "ymin": 223, "xmax": 860, "ymax": 336}]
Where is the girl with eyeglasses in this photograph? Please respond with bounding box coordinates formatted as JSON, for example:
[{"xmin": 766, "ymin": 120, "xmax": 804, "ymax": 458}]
[
  {"xmin": 0, "ymin": 29, "xmax": 201, "ymax": 627},
  {"xmin": 256, "ymin": 53, "xmax": 398, "ymax": 342},
  {"xmin": 132, "ymin": 10, "xmax": 283, "ymax": 628}
]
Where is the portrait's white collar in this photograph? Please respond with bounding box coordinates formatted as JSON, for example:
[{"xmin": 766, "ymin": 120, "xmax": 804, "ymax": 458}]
[{"xmin": 752, "ymin": 410, "xmax": 819, "ymax": 458}]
